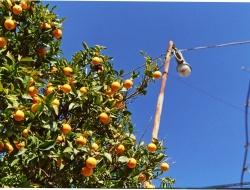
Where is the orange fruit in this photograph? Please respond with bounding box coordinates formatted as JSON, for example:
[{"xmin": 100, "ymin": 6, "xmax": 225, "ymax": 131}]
[
  {"xmin": 86, "ymin": 157, "xmax": 97, "ymax": 169},
  {"xmin": 116, "ymin": 144, "xmax": 125, "ymax": 154},
  {"xmin": 36, "ymin": 47, "xmax": 47, "ymax": 57},
  {"xmin": 147, "ymin": 143, "xmax": 157, "ymax": 153},
  {"xmin": 22, "ymin": 128, "xmax": 29, "ymax": 137},
  {"xmin": 127, "ymin": 158, "xmax": 137, "ymax": 169},
  {"xmin": 153, "ymin": 71, "xmax": 162, "ymax": 79},
  {"xmin": 4, "ymin": 19, "xmax": 15, "ymax": 30},
  {"xmin": 63, "ymin": 67, "xmax": 72, "ymax": 76},
  {"xmin": 32, "ymin": 96, "xmax": 41, "ymax": 104},
  {"xmin": 12, "ymin": 4, "xmax": 22, "ymax": 15},
  {"xmin": 20, "ymin": 0, "xmax": 30, "ymax": 10},
  {"xmin": 123, "ymin": 79, "xmax": 133, "ymax": 89},
  {"xmin": 138, "ymin": 173, "xmax": 146, "ymax": 183},
  {"xmin": 13, "ymin": 20, "xmax": 17, "ymax": 29},
  {"xmin": 105, "ymin": 88, "xmax": 114, "ymax": 96},
  {"xmin": 145, "ymin": 184, "xmax": 155, "ymax": 188},
  {"xmin": 56, "ymin": 135, "xmax": 63, "ymax": 144},
  {"xmin": 52, "ymin": 28, "xmax": 62, "ymax": 39},
  {"xmin": 28, "ymin": 86, "xmax": 38, "ymax": 97},
  {"xmin": 91, "ymin": 143, "xmax": 99, "ymax": 151},
  {"xmin": 99, "ymin": 112, "xmax": 109, "ymax": 124},
  {"xmin": 75, "ymin": 136, "xmax": 87, "ymax": 146},
  {"xmin": 46, "ymin": 86, "xmax": 54, "ymax": 95},
  {"xmin": 81, "ymin": 166, "xmax": 93, "ymax": 177},
  {"xmin": 111, "ymin": 81, "xmax": 121, "ymax": 91},
  {"xmin": 0, "ymin": 141, "xmax": 4, "ymax": 151},
  {"xmin": 114, "ymin": 101, "xmax": 125, "ymax": 110},
  {"xmin": 161, "ymin": 163, "xmax": 169, "ymax": 171},
  {"xmin": 102, "ymin": 116, "xmax": 110, "ymax": 124},
  {"xmin": 31, "ymin": 103, "xmax": 39, "ymax": 114},
  {"xmin": 13, "ymin": 110, "xmax": 24, "ymax": 121},
  {"xmin": 61, "ymin": 84, "xmax": 71, "ymax": 93},
  {"xmin": 40, "ymin": 22, "xmax": 51, "ymax": 30},
  {"xmin": 62, "ymin": 123, "xmax": 71, "ymax": 134},
  {"xmin": 92, "ymin": 57, "xmax": 101, "ymax": 65},
  {"xmin": 80, "ymin": 87, "xmax": 87, "ymax": 94},
  {"xmin": 0, "ymin": 37, "xmax": 7, "ymax": 48},
  {"xmin": 51, "ymin": 98, "xmax": 60, "ymax": 106},
  {"xmin": 15, "ymin": 141, "xmax": 25, "ymax": 150},
  {"xmin": 5, "ymin": 143, "xmax": 13, "ymax": 153}
]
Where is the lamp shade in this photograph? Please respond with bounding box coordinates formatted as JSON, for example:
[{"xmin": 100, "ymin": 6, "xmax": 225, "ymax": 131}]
[{"xmin": 176, "ymin": 63, "xmax": 192, "ymax": 77}]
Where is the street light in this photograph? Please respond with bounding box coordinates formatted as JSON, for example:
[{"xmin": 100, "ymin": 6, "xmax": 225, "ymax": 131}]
[
  {"xmin": 173, "ymin": 47, "xmax": 192, "ymax": 77},
  {"xmin": 152, "ymin": 41, "xmax": 192, "ymax": 140}
]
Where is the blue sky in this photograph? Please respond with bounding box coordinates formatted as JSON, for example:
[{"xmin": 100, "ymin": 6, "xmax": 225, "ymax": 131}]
[{"xmin": 46, "ymin": 1, "xmax": 250, "ymax": 188}]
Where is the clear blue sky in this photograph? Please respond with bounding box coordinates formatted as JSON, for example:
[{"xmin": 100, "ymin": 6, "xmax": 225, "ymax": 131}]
[{"xmin": 46, "ymin": 1, "xmax": 250, "ymax": 188}]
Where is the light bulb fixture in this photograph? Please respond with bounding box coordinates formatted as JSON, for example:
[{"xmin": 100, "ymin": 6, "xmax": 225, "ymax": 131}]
[{"xmin": 173, "ymin": 47, "xmax": 192, "ymax": 77}]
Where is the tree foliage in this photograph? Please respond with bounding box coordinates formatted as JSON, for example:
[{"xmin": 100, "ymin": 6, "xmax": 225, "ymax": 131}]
[{"xmin": 0, "ymin": 0, "xmax": 175, "ymax": 188}]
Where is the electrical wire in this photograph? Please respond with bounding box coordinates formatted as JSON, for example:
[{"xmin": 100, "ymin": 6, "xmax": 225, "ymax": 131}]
[
  {"xmin": 167, "ymin": 73, "xmax": 250, "ymax": 115},
  {"xmin": 123, "ymin": 40, "xmax": 250, "ymax": 76},
  {"xmin": 240, "ymin": 79, "xmax": 250, "ymax": 187},
  {"xmin": 179, "ymin": 40, "xmax": 250, "ymax": 52},
  {"xmin": 203, "ymin": 181, "xmax": 250, "ymax": 188}
]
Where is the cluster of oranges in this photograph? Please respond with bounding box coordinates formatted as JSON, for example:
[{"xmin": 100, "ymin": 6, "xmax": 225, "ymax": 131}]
[
  {"xmin": 0, "ymin": 0, "xmax": 29, "ymax": 47},
  {"xmin": 0, "ymin": 0, "xmax": 62, "ymax": 56},
  {"xmin": 81, "ymin": 157, "xmax": 97, "ymax": 177}
]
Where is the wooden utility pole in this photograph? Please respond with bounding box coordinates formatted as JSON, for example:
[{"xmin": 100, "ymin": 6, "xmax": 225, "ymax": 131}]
[{"xmin": 152, "ymin": 40, "xmax": 174, "ymax": 140}]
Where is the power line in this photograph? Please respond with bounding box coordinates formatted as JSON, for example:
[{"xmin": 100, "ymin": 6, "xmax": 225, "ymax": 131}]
[
  {"xmin": 123, "ymin": 40, "xmax": 250, "ymax": 76},
  {"xmin": 167, "ymin": 73, "xmax": 250, "ymax": 115},
  {"xmin": 179, "ymin": 40, "xmax": 250, "ymax": 52},
  {"xmin": 240, "ymin": 79, "xmax": 250, "ymax": 187},
  {"xmin": 204, "ymin": 181, "xmax": 250, "ymax": 188}
]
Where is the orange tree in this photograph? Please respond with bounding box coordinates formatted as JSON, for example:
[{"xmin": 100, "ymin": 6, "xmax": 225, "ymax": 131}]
[{"xmin": 0, "ymin": 0, "xmax": 175, "ymax": 188}]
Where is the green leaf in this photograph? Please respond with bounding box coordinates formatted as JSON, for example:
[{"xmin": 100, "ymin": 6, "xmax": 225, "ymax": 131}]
[
  {"xmin": 23, "ymin": 75, "xmax": 30, "ymax": 86},
  {"xmin": 68, "ymin": 102, "xmax": 76, "ymax": 111},
  {"xmin": 42, "ymin": 124, "xmax": 50, "ymax": 129},
  {"xmin": 51, "ymin": 5, "xmax": 57, "ymax": 12},
  {"xmin": 6, "ymin": 51, "xmax": 15, "ymax": 64},
  {"xmin": 52, "ymin": 105, "xmax": 58, "ymax": 115},
  {"xmin": 45, "ymin": 14, "xmax": 56, "ymax": 19},
  {"xmin": 82, "ymin": 42, "xmax": 89, "ymax": 51},
  {"xmin": 20, "ymin": 57, "xmax": 35, "ymax": 62},
  {"xmin": 6, "ymin": 95, "xmax": 18, "ymax": 101},
  {"xmin": 60, "ymin": 17, "xmax": 66, "ymax": 22},
  {"xmin": 73, "ymin": 148, "xmax": 79, "ymax": 155},
  {"xmin": 63, "ymin": 147, "xmax": 73, "ymax": 153},
  {"xmin": 0, "ymin": 123, "xmax": 4, "ymax": 131},
  {"xmin": 104, "ymin": 152, "xmax": 112, "ymax": 163},
  {"xmin": 11, "ymin": 158, "xmax": 19, "ymax": 166},
  {"xmin": 22, "ymin": 93, "xmax": 32, "ymax": 100},
  {"xmin": 128, "ymin": 123, "xmax": 133, "ymax": 134},
  {"xmin": 123, "ymin": 137, "xmax": 134, "ymax": 146},
  {"xmin": 39, "ymin": 140, "xmax": 56, "ymax": 150},
  {"xmin": 17, "ymin": 148, "xmax": 27, "ymax": 156},
  {"xmin": 154, "ymin": 153, "xmax": 165, "ymax": 162},
  {"xmin": 118, "ymin": 156, "xmax": 129, "ymax": 163},
  {"xmin": 0, "ymin": 82, "xmax": 3, "ymax": 92},
  {"xmin": 93, "ymin": 86, "xmax": 102, "ymax": 91},
  {"xmin": 120, "ymin": 69, "xmax": 124, "ymax": 76},
  {"xmin": 122, "ymin": 110, "xmax": 132, "ymax": 116},
  {"xmin": 45, "ymin": 92, "xmax": 56, "ymax": 104}
]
